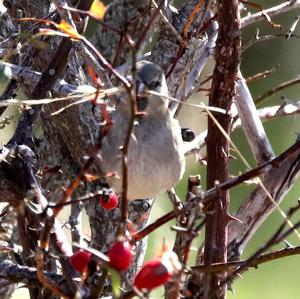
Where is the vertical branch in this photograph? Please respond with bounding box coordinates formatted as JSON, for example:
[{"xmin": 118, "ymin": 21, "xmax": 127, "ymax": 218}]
[
  {"xmin": 118, "ymin": 42, "xmax": 137, "ymax": 236},
  {"xmin": 204, "ymin": 1, "xmax": 241, "ymax": 298}
]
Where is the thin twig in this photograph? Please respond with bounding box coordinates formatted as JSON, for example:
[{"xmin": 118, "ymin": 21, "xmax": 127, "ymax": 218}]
[
  {"xmin": 117, "ymin": 43, "xmax": 137, "ymax": 236},
  {"xmin": 81, "ymin": 36, "xmax": 130, "ymax": 88},
  {"xmin": 165, "ymin": 175, "xmax": 204, "ymax": 299},
  {"xmin": 53, "ymin": 0, "xmax": 76, "ymax": 28},
  {"xmin": 243, "ymin": 30, "xmax": 300, "ymax": 52},
  {"xmin": 245, "ymin": 65, "xmax": 279, "ymax": 82},
  {"xmin": 183, "ymin": 0, "xmax": 206, "ymax": 38},
  {"xmin": 60, "ymin": 5, "xmax": 123, "ymax": 34},
  {"xmin": 192, "ymin": 245, "xmax": 300, "ymax": 274},
  {"xmin": 255, "ymin": 76, "xmax": 300, "ymax": 106},
  {"xmin": 132, "ymin": 211, "xmax": 176, "ymax": 242}
]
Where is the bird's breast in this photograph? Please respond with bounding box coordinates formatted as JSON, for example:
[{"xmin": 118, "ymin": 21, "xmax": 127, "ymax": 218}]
[{"xmin": 100, "ymin": 113, "xmax": 185, "ymax": 199}]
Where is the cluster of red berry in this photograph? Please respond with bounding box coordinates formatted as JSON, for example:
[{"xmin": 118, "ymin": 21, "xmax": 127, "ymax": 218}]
[
  {"xmin": 69, "ymin": 240, "xmax": 180, "ymax": 291},
  {"xmin": 69, "ymin": 188, "xmax": 180, "ymax": 292}
]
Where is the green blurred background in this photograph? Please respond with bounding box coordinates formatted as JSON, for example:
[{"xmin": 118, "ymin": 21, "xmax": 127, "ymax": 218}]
[{"xmin": 2, "ymin": 0, "xmax": 300, "ymax": 298}]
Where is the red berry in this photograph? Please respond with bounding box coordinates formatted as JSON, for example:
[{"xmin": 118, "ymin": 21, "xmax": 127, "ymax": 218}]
[
  {"xmin": 70, "ymin": 250, "xmax": 91, "ymax": 273},
  {"xmin": 134, "ymin": 259, "xmax": 171, "ymax": 290},
  {"xmin": 108, "ymin": 241, "xmax": 132, "ymax": 271},
  {"xmin": 99, "ymin": 192, "xmax": 118, "ymax": 210}
]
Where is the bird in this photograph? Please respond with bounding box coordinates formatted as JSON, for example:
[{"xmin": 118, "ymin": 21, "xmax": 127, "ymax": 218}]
[{"xmin": 99, "ymin": 61, "xmax": 186, "ymax": 200}]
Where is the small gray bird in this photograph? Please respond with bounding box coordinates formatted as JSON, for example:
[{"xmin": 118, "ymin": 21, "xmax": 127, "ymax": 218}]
[{"xmin": 99, "ymin": 61, "xmax": 185, "ymax": 200}]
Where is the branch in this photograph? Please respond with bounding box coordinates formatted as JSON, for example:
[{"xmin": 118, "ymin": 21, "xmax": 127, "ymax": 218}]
[
  {"xmin": 257, "ymin": 100, "xmax": 300, "ymax": 120},
  {"xmin": 232, "ymin": 100, "xmax": 300, "ymax": 128},
  {"xmin": 0, "ymin": 61, "xmax": 96, "ymax": 97},
  {"xmin": 8, "ymin": 36, "xmax": 73, "ymax": 148},
  {"xmin": 241, "ymin": 0, "xmax": 300, "ymax": 28},
  {"xmin": 192, "ymin": 245, "xmax": 300, "ymax": 274},
  {"xmin": 255, "ymin": 75, "xmax": 300, "ymax": 106},
  {"xmin": 236, "ymin": 73, "xmax": 274, "ymax": 164},
  {"xmin": 242, "ymin": 30, "xmax": 299, "ymax": 53},
  {"xmin": 0, "ymin": 259, "xmax": 76, "ymax": 297},
  {"xmin": 203, "ymin": 1, "xmax": 241, "ymax": 298}
]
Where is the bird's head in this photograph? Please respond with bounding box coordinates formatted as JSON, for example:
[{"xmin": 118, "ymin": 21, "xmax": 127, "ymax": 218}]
[{"xmin": 136, "ymin": 61, "xmax": 169, "ymax": 115}]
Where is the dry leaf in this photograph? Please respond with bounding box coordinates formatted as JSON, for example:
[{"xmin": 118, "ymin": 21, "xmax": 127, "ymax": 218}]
[
  {"xmin": 58, "ymin": 20, "xmax": 81, "ymax": 40},
  {"xmin": 90, "ymin": 0, "xmax": 107, "ymax": 20}
]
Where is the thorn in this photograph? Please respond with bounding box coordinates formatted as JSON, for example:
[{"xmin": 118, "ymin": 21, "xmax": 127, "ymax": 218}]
[
  {"xmin": 221, "ymin": 147, "xmax": 228, "ymax": 158},
  {"xmin": 227, "ymin": 212, "xmax": 243, "ymax": 224},
  {"xmin": 171, "ymin": 225, "xmax": 189, "ymax": 232},
  {"xmin": 236, "ymin": 272, "xmax": 243, "ymax": 279},
  {"xmin": 25, "ymin": 200, "xmax": 43, "ymax": 215},
  {"xmin": 131, "ymin": 132, "xmax": 138, "ymax": 145},
  {"xmin": 27, "ymin": 225, "xmax": 43, "ymax": 232},
  {"xmin": 227, "ymin": 283, "xmax": 235, "ymax": 294},
  {"xmin": 295, "ymin": 132, "xmax": 300, "ymax": 143},
  {"xmin": 229, "ymin": 153, "xmax": 237, "ymax": 160},
  {"xmin": 283, "ymin": 239, "xmax": 294, "ymax": 248}
]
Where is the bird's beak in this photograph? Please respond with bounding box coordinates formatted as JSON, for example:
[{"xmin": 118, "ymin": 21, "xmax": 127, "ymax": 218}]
[
  {"xmin": 136, "ymin": 80, "xmax": 148, "ymax": 98},
  {"xmin": 136, "ymin": 81, "xmax": 149, "ymax": 112}
]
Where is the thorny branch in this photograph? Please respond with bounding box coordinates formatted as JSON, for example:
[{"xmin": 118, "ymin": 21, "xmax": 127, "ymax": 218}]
[
  {"xmin": 203, "ymin": 1, "xmax": 241, "ymax": 298},
  {"xmin": 192, "ymin": 245, "xmax": 300, "ymax": 274}
]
